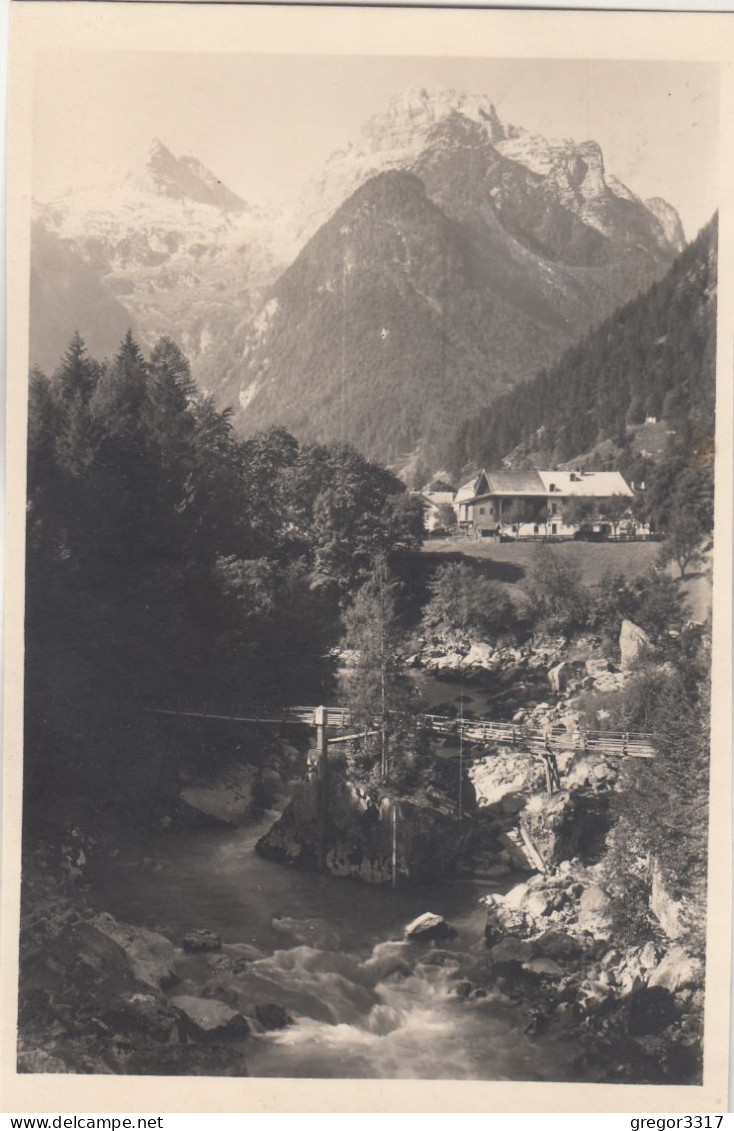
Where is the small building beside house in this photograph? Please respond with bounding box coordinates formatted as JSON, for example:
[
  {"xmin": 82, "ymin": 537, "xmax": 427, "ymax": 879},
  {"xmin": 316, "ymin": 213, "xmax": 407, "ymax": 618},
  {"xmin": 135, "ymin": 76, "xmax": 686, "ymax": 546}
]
[
  {"xmin": 422, "ymin": 490, "xmax": 457, "ymax": 532},
  {"xmin": 454, "ymin": 468, "xmax": 635, "ymax": 539}
]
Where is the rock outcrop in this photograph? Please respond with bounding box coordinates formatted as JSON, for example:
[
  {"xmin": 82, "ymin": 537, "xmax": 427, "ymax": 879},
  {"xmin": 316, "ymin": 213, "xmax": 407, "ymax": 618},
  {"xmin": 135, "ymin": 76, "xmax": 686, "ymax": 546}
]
[
  {"xmin": 403, "ymin": 912, "xmax": 457, "ymax": 942},
  {"xmin": 170, "ymin": 996, "xmax": 250, "ymax": 1042},
  {"xmin": 257, "ymin": 771, "xmax": 472, "ymax": 884},
  {"xmin": 619, "ymin": 619, "xmax": 651, "ymax": 670},
  {"xmin": 649, "ymin": 858, "xmax": 686, "ymax": 940},
  {"xmin": 84, "ymin": 913, "xmax": 177, "ymax": 989},
  {"xmin": 182, "ymin": 929, "xmax": 222, "ymax": 954},
  {"xmin": 17, "ymin": 892, "xmax": 251, "ymax": 1076}
]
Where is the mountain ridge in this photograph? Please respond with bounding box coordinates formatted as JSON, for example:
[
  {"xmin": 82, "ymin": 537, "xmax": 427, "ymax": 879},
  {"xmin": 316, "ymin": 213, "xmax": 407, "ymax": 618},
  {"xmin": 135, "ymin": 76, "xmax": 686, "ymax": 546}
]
[
  {"xmin": 220, "ymin": 167, "xmax": 684, "ymax": 464},
  {"xmin": 441, "ymin": 214, "xmax": 717, "ymax": 480},
  {"xmin": 31, "ymin": 90, "xmax": 689, "ymax": 465}
]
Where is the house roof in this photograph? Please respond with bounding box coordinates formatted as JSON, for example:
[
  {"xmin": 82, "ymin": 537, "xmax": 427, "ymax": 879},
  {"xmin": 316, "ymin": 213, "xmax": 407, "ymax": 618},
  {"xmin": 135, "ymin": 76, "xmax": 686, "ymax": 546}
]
[
  {"xmin": 455, "ymin": 473, "xmax": 487, "ymax": 503},
  {"xmin": 458, "ymin": 467, "xmax": 634, "ymax": 503},
  {"xmin": 482, "ymin": 470, "xmax": 546, "ymax": 497},
  {"xmin": 423, "ymin": 491, "xmax": 455, "ymax": 507},
  {"xmin": 537, "ymin": 470, "xmax": 633, "ymax": 498}
]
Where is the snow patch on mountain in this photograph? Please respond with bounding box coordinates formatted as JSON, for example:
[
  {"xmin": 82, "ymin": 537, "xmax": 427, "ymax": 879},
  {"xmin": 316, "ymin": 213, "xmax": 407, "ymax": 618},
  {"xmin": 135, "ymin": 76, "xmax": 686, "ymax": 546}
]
[
  {"xmin": 32, "ymin": 140, "xmax": 286, "ymax": 373},
  {"xmin": 293, "ymin": 88, "xmax": 684, "ymax": 258}
]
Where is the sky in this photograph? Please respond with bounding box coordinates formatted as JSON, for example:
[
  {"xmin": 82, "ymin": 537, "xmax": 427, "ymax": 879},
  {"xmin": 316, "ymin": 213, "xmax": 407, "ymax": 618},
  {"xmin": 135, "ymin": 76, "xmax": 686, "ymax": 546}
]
[{"xmin": 32, "ymin": 53, "xmax": 719, "ymax": 240}]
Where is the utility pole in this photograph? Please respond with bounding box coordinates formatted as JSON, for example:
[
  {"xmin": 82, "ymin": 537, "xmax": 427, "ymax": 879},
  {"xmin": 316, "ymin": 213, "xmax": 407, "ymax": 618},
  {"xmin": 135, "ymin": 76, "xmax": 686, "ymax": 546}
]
[
  {"xmin": 391, "ymin": 802, "xmax": 398, "ymax": 888},
  {"xmin": 315, "ymin": 706, "xmax": 328, "ymax": 870}
]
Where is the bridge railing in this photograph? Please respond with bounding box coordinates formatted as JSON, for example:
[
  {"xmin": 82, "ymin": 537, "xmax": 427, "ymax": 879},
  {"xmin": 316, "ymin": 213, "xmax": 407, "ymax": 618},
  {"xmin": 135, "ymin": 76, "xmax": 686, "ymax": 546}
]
[
  {"xmin": 147, "ymin": 704, "xmax": 656, "ymax": 759},
  {"xmin": 420, "ymin": 715, "xmax": 656, "ymax": 758}
]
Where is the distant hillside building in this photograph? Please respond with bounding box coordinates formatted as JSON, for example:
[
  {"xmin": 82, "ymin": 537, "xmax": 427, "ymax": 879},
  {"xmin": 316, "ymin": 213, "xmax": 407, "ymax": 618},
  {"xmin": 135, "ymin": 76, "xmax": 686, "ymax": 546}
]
[{"xmin": 454, "ymin": 469, "xmax": 634, "ymax": 539}]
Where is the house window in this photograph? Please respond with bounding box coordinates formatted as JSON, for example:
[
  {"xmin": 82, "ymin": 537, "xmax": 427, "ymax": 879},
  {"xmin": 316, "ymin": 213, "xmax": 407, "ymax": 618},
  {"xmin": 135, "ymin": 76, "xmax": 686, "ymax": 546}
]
[
  {"xmin": 551, "ymin": 523, "xmax": 558, "ymax": 534},
  {"xmin": 533, "ymin": 524, "xmax": 539, "ymax": 534},
  {"xmin": 489, "ymin": 505, "xmax": 495, "ymax": 516},
  {"xmin": 479, "ymin": 507, "xmax": 486, "ymax": 516},
  {"xmin": 551, "ymin": 502, "xmax": 558, "ymax": 515}
]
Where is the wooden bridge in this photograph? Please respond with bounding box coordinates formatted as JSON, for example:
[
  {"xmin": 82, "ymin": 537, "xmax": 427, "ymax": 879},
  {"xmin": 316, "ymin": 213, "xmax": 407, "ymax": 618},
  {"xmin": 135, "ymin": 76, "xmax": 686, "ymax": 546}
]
[{"xmin": 148, "ymin": 703, "xmax": 655, "ymax": 796}]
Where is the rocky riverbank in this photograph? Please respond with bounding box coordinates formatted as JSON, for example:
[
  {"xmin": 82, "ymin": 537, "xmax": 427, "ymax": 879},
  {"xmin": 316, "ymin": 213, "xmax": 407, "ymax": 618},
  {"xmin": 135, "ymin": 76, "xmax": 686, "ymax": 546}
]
[
  {"xmin": 328, "ymin": 619, "xmax": 705, "ymax": 1084},
  {"xmin": 17, "ymin": 617, "xmax": 704, "ymax": 1082},
  {"xmin": 16, "ymin": 726, "xmax": 311, "ymax": 1076}
]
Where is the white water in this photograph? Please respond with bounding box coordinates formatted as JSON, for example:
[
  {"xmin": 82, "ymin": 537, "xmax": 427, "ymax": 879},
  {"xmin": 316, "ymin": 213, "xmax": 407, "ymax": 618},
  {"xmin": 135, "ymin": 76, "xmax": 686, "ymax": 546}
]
[{"xmin": 90, "ymin": 819, "xmax": 584, "ymax": 1080}]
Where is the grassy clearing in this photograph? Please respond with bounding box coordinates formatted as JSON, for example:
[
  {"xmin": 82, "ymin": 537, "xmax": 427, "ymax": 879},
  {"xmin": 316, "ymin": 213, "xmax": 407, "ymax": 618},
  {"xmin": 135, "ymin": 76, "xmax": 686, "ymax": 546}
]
[{"xmin": 422, "ymin": 537, "xmax": 660, "ymax": 594}]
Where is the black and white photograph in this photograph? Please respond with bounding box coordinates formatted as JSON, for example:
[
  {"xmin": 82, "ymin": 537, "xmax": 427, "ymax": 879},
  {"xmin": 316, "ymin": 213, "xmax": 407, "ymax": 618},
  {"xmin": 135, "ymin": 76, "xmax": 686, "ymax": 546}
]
[{"xmin": 3, "ymin": 2, "xmax": 732, "ymax": 1113}]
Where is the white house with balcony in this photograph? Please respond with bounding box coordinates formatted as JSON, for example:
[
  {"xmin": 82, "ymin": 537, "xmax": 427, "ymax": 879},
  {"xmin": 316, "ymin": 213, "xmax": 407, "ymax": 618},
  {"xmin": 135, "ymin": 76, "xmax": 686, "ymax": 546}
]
[{"xmin": 454, "ymin": 468, "xmax": 634, "ymax": 539}]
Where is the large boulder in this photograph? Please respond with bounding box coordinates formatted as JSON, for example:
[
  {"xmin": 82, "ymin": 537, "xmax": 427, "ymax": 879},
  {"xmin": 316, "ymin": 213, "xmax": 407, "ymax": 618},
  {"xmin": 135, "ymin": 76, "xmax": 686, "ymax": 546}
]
[
  {"xmin": 520, "ymin": 791, "xmax": 611, "ymax": 871},
  {"xmin": 403, "ymin": 912, "xmax": 457, "ymax": 942},
  {"xmin": 649, "ymin": 860, "xmax": 685, "ymax": 940},
  {"xmin": 648, "ymin": 947, "xmax": 704, "ymax": 994},
  {"xmin": 464, "ymin": 642, "xmax": 498, "ymax": 669},
  {"xmin": 548, "ymin": 661, "xmax": 569, "ymax": 693},
  {"xmin": 181, "ymin": 762, "xmax": 258, "ymax": 825},
  {"xmin": 258, "ymin": 774, "xmax": 469, "ymax": 884},
  {"xmin": 170, "ymin": 995, "xmax": 250, "ymax": 1042},
  {"xmin": 255, "ymin": 1003, "xmax": 293, "ymax": 1031},
  {"xmin": 577, "ymin": 884, "xmax": 612, "ymax": 937},
  {"xmin": 489, "ymin": 936, "xmax": 533, "ymax": 964},
  {"xmin": 530, "ymin": 930, "xmax": 583, "ymax": 962},
  {"xmin": 619, "ymin": 619, "xmax": 651, "ymax": 670},
  {"xmin": 469, "ymin": 753, "xmax": 543, "ymax": 809},
  {"xmin": 86, "ymin": 913, "xmax": 177, "ymax": 989},
  {"xmin": 182, "ymin": 929, "xmax": 222, "ymax": 954},
  {"xmin": 522, "ymin": 957, "xmax": 564, "ymax": 978},
  {"xmin": 101, "ymin": 990, "xmax": 182, "ymax": 1045}
]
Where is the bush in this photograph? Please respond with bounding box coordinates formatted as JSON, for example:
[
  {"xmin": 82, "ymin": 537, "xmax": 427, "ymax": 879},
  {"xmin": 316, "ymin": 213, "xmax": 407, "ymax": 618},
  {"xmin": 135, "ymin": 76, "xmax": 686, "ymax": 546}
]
[
  {"xmin": 587, "ymin": 568, "xmax": 689, "ymax": 656},
  {"xmin": 422, "ymin": 562, "xmax": 516, "ymax": 643},
  {"xmin": 601, "ymin": 648, "xmax": 710, "ymax": 952},
  {"xmin": 526, "ymin": 547, "xmax": 589, "ymax": 639}
]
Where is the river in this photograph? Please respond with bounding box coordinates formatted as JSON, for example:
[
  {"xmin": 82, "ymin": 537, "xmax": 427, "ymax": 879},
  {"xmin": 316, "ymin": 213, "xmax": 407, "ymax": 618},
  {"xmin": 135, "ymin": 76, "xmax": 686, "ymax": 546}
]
[{"xmin": 89, "ymin": 811, "xmax": 586, "ymax": 1081}]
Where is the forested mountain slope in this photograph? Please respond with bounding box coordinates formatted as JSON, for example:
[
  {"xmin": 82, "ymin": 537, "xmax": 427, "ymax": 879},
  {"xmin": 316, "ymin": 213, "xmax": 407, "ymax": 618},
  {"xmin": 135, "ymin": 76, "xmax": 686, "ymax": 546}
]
[
  {"xmin": 33, "ymin": 91, "xmax": 685, "ymax": 467},
  {"xmin": 220, "ymin": 166, "xmax": 684, "ymax": 466},
  {"xmin": 443, "ymin": 216, "xmax": 717, "ymax": 480}
]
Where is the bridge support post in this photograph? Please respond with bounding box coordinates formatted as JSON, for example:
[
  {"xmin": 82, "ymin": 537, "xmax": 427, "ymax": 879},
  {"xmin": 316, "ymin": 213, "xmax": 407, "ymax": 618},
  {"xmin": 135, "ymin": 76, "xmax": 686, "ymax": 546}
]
[
  {"xmin": 314, "ymin": 706, "xmax": 328, "ymax": 871},
  {"xmin": 543, "ymin": 750, "xmax": 561, "ymax": 795}
]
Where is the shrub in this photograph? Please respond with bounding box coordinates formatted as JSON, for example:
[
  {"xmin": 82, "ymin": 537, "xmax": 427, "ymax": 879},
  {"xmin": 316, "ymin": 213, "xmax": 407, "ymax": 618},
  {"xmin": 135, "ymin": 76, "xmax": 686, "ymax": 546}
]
[
  {"xmin": 525, "ymin": 547, "xmax": 589, "ymax": 639},
  {"xmin": 422, "ymin": 562, "xmax": 516, "ymax": 643}
]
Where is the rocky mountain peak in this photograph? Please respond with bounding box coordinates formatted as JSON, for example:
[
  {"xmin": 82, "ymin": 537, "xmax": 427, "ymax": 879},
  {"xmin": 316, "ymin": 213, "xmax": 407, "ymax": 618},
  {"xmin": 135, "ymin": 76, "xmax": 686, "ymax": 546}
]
[
  {"xmin": 123, "ymin": 137, "xmax": 247, "ymax": 212},
  {"xmin": 358, "ymin": 86, "xmax": 505, "ymax": 155}
]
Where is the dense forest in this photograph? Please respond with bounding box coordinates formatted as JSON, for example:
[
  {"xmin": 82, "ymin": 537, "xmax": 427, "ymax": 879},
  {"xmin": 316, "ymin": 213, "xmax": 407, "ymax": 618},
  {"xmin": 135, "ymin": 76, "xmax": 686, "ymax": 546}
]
[
  {"xmin": 25, "ymin": 331, "xmax": 424, "ymax": 820},
  {"xmin": 443, "ymin": 216, "xmax": 717, "ymax": 500}
]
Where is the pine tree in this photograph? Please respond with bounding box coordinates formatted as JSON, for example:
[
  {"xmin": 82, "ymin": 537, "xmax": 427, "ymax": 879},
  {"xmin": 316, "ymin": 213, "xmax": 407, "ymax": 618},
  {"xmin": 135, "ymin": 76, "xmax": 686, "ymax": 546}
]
[
  {"xmin": 342, "ymin": 555, "xmax": 414, "ymax": 783},
  {"xmin": 55, "ymin": 331, "xmax": 100, "ymax": 405}
]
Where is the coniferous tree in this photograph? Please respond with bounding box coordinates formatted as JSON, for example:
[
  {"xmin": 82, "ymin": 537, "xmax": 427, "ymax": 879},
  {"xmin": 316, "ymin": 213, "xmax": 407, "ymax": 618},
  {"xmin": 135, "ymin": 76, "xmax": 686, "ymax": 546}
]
[{"xmin": 342, "ymin": 555, "xmax": 414, "ymax": 783}]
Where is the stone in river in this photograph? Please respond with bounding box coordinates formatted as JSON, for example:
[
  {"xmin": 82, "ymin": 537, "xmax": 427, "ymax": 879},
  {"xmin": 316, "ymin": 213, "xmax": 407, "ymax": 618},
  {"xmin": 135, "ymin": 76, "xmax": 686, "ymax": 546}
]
[
  {"xmin": 255, "ymin": 1003, "xmax": 293, "ymax": 1031},
  {"xmin": 182, "ymin": 928, "xmax": 222, "ymax": 953},
  {"xmin": 522, "ymin": 957, "xmax": 564, "ymax": 978},
  {"xmin": 403, "ymin": 912, "xmax": 457, "ymax": 942},
  {"xmin": 171, "ymin": 995, "xmax": 250, "ymax": 1042},
  {"xmin": 86, "ymin": 912, "xmax": 177, "ymax": 989}
]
